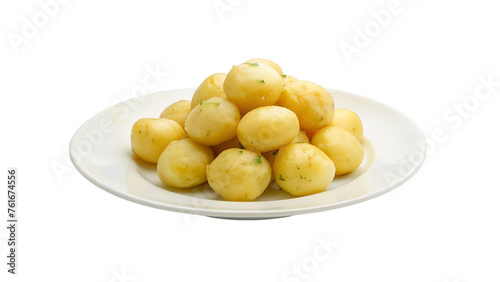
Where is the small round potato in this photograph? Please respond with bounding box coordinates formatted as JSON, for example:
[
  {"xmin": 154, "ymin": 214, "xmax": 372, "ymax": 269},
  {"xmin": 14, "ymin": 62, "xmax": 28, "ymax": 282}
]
[
  {"xmin": 262, "ymin": 130, "xmax": 310, "ymax": 181},
  {"xmin": 245, "ymin": 58, "xmax": 284, "ymax": 75},
  {"xmin": 184, "ymin": 97, "xmax": 241, "ymax": 146},
  {"xmin": 190, "ymin": 73, "xmax": 227, "ymax": 109},
  {"xmin": 311, "ymin": 126, "xmax": 364, "ymax": 175},
  {"xmin": 157, "ymin": 138, "xmax": 214, "ymax": 188},
  {"xmin": 237, "ymin": 106, "xmax": 300, "ymax": 152},
  {"xmin": 277, "ymin": 80, "xmax": 334, "ymax": 131},
  {"xmin": 273, "ymin": 143, "xmax": 335, "ymax": 196},
  {"xmin": 130, "ymin": 118, "xmax": 186, "ymax": 163},
  {"xmin": 206, "ymin": 148, "xmax": 272, "ymax": 201},
  {"xmin": 159, "ymin": 100, "xmax": 191, "ymax": 127},
  {"xmin": 331, "ymin": 108, "xmax": 364, "ymax": 142},
  {"xmin": 223, "ymin": 63, "xmax": 284, "ymax": 114}
]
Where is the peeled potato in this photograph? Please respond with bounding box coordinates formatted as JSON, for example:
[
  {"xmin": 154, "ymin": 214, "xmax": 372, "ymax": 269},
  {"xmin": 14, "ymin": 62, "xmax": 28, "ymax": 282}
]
[
  {"xmin": 206, "ymin": 148, "xmax": 271, "ymax": 201},
  {"xmin": 331, "ymin": 108, "xmax": 364, "ymax": 142},
  {"xmin": 184, "ymin": 97, "xmax": 241, "ymax": 146},
  {"xmin": 130, "ymin": 118, "xmax": 186, "ymax": 163},
  {"xmin": 191, "ymin": 73, "xmax": 227, "ymax": 109},
  {"xmin": 262, "ymin": 130, "xmax": 309, "ymax": 181},
  {"xmin": 159, "ymin": 100, "xmax": 191, "ymax": 127},
  {"xmin": 237, "ymin": 106, "xmax": 300, "ymax": 152},
  {"xmin": 157, "ymin": 138, "xmax": 214, "ymax": 188},
  {"xmin": 277, "ymin": 80, "xmax": 334, "ymax": 131},
  {"xmin": 223, "ymin": 63, "xmax": 284, "ymax": 114},
  {"xmin": 311, "ymin": 126, "xmax": 364, "ymax": 175},
  {"xmin": 245, "ymin": 58, "xmax": 284, "ymax": 75},
  {"xmin": 273, "ymin": 143, "xmax": 335, "ymax": 196}
]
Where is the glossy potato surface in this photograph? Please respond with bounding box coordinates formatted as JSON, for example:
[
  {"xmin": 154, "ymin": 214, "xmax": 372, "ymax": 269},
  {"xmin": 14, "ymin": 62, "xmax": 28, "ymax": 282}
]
[{"xmin": 206, "ymin": 149, "xmax": 272, "ymax": 201}]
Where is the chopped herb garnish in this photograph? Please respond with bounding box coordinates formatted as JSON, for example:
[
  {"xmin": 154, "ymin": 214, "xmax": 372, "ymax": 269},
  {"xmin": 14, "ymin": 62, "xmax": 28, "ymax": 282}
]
[
  {"xmin": 238, "ymin": 142, "xmax": 244, "ymax": 149},
  {"xmin": 238, "ymin": 150, "xmax": 243, "ymax": 155},
  {"xmin": 253, "ymin": 155, "xmax": 262, "ymax": 164},
  {"xmin": 296, "ymin": 165, "xmax": 300, "ymax": 170},
  {"xmin": 279, "ymin": 174, "xmax": 285, "ymax": 181},
  {"xmin": 244, "ymin": 62, "xmax": 259, "ymax": 67},
  {"xmin": 272, "ymin": 149, "xmax": 279, "ymax": 156},
  {"xmin": 256, "ymin": 79, "xmax": 265, "ymax": 84},
  {"xmin": 199, "ymin": 100, "xmax": 220, "ymax": 106},
  {"xmin": 281, "ymin": 74, "xmax": 287, "ymax": 78},
  {"xmin": 300, "ymin": 175, "xmax": 303, "ymax": 179}
]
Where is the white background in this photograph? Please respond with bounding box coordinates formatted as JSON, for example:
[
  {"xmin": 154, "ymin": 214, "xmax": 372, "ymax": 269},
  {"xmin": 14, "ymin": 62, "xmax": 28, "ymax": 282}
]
[{"xmin": 1, "ymin": 0, "xmax": 499, "ymax": 281}]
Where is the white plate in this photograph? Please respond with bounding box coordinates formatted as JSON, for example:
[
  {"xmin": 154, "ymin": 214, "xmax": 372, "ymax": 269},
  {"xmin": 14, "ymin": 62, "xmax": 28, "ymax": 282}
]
[{"xmin": 70, "ymin": 88, "xmax": 425, "ymax": 219}]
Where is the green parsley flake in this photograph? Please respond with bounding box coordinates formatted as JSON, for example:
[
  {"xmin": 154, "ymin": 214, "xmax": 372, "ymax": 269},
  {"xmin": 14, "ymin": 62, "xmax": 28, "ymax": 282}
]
[
  {"xmin": 272, "ymin": 149, "xmax": 279, "ymax": 156},
  {"xmin": 238, "ymin": 150, "xmax": 243, "ymax": 155},
  {"xmin": 244, "ymin": 62, "xmax": 259, "ymax": 67},
  {"xmin": 256, "ymin": 79, "xmax": 265, "ymax": 84},
  {"xmin": 281, "ymin": 74, "xmax": 287, "ymax": 78},
  {"xmin": 279, "ymin": 174, "xmax": 285, "ymax": 181},
  {"xmin": 253, "ymin": 155, "xmax": 262, "ymax": 164}
]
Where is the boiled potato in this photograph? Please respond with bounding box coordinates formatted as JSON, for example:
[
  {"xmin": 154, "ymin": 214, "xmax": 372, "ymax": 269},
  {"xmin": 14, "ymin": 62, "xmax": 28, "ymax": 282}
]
[
  {"xmin": 211, "ymin": 135, "xmax": 240, "ymax": 156},
  {"xmin": 130, "ymin": 118, "xmax": 186, "ymax": 163},
  {"xmin": 206, "ymin": 148, "xmax": 272, "ymax": 201},
  {"xmin": 223, "ymin": 63, "xmax": 284, "ymax": 114},
  {"xmin": 245, "ymin": 58, "xmax": 284, "ymax": 75},
  {"xmin": 331, "ymin": 108, "xmax": 364, "ymax": 142},
  {"xmin": 311, "ymin": 126, "xmax": 364, "ymax": 175},
  {"xmin": 159, "ymin": 100, "xmax": 191, "ymax": 127},
  {"xmin": 273, "ymin": 143, "xmax": 335, "ymax": 196},
  {"xmin": 184, "ymin": 97, "xmax": 241, "ymax": 146},
  {"xmin": 237, "ymin": 106, "xmax": 299, "ymax": 152},
  {"xmin": 190, "ymin": 73, "xmax": 227, "ymax": 109},
  {"xmin": 262, "ymin": 130, "xmax": 309, "ymax": 181},
  {"xmin": 157, "ymin": 138, "xmax": 214, "ymax": 188},
  {"xmin": 277, "ymin": 80, "xmax": 334, "ymax": 131}
]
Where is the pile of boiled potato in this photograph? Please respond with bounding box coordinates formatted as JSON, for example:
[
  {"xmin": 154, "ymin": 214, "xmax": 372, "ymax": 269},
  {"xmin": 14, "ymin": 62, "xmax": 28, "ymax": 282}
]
[{"xmin": 130, "ymin": 58, "xmax": 364, "ymax": 201}]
